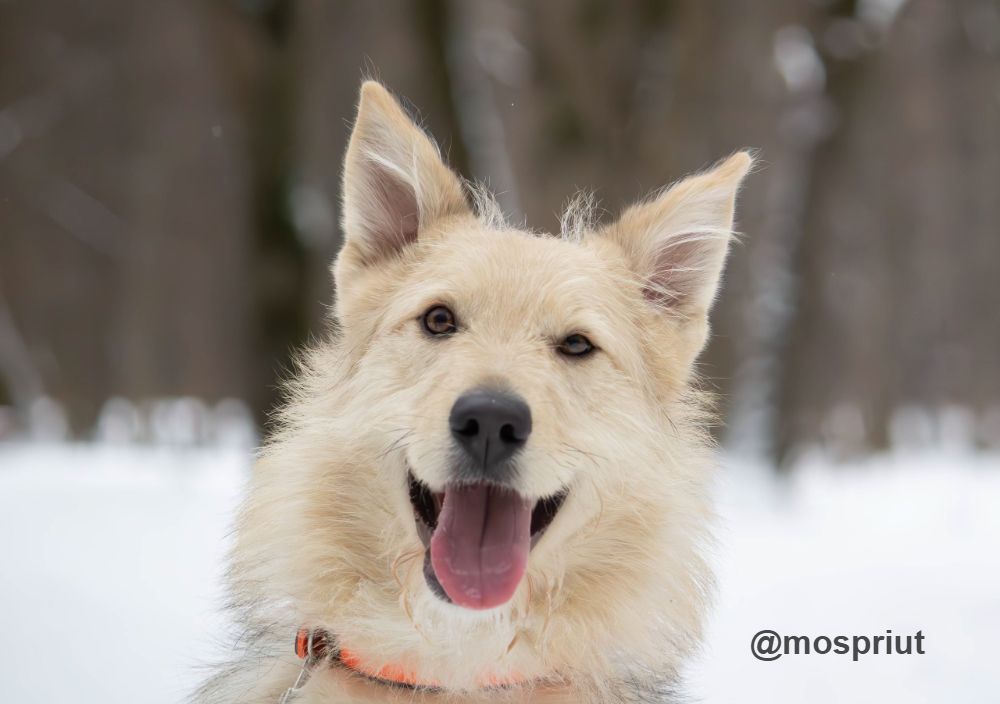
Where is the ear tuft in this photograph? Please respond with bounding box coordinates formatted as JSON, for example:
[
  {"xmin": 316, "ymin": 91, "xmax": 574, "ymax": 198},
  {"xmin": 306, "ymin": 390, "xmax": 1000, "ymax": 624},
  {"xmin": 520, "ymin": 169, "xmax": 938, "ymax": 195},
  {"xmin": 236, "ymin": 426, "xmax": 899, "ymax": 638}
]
[
  {"xmin": 340, "ymin": 82, "xmax": 469, "ymax": 268},
  {"xmin": 603, "ymin": 151, "xmax": 754, "ymax": 317}
]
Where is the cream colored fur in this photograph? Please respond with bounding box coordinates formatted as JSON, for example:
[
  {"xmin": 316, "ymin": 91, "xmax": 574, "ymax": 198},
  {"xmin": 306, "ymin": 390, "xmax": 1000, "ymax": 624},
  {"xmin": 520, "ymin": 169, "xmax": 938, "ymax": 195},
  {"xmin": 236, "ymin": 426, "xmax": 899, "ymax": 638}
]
[{"xmin": 194, "ymin": 82, "xmax": 752, "ymax": 704}]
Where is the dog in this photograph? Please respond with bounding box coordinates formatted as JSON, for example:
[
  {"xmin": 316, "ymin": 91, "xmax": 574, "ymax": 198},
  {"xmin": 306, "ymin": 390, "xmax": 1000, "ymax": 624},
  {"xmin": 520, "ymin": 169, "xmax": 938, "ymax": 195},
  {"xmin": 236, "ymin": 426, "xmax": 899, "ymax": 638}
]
[{"xmin": 195, "ymin": 81, "xmax": 752, "ymax": 704}]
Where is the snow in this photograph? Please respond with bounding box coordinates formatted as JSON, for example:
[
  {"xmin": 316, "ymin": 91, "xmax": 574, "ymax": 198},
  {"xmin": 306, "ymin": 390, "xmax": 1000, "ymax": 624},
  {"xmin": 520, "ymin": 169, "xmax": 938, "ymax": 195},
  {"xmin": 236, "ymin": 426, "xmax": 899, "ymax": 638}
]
[
  {"xmin": 0, "ymin": 444, "xmax": 245, "ymax": 704},
  {"xmin": 686, "ymin": 451, "xmax": 1000, "ymax": 703},
  {"xmin": 0, "ymin": 443, "xmax": 997, "ymax": 703}
]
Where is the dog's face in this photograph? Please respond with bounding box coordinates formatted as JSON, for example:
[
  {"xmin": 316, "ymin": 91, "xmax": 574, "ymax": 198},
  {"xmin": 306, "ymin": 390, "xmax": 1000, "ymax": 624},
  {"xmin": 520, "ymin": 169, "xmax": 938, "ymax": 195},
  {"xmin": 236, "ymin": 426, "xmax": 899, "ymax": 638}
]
[
  {"xmin": 325, "ymin": 82, "xmax": 752, "ymax": 617},
  {"xmin": 341, "ymin": 228, "xmax": 657, "ymax": 610}
]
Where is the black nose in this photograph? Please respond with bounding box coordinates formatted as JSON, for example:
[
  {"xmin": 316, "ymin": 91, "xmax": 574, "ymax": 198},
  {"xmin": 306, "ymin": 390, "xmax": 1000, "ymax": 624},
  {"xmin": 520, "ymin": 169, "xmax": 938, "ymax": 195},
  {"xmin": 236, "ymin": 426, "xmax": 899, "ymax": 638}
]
[{"xmin": 449, "ymin": 389, "xmax": 532, "ymax": 474}]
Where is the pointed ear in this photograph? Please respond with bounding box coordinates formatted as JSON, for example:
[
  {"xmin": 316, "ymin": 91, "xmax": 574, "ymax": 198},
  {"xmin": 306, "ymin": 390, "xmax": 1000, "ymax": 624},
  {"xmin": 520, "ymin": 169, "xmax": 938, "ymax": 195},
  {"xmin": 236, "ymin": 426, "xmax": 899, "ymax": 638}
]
[
  {"xmin": 338, "ymin": 82, "xmax": 469, "ymax": 273},
  {"xmin": 602, "ymin": 152, "xmax": 753, "ymax": 318}
]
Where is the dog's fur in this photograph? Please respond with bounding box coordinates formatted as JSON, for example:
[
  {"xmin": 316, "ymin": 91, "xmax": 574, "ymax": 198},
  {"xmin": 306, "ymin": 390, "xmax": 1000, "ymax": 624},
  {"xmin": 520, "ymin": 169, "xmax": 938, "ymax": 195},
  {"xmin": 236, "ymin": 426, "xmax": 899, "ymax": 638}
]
[{"xmin": 195, "ymin": 82, "xmax": 752, "ymax": 704}]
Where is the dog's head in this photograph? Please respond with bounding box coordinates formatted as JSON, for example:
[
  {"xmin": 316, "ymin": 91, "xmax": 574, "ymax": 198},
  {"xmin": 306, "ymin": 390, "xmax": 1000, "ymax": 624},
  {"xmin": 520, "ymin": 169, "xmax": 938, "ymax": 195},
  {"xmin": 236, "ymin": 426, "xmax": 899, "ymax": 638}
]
[
  {"xmin": 247, "ymin": 82, "xmax": 751, "ymax": 688},
  {"xmin": 332, "ymin": 82, "xmax": 750, "ymax": 613}
]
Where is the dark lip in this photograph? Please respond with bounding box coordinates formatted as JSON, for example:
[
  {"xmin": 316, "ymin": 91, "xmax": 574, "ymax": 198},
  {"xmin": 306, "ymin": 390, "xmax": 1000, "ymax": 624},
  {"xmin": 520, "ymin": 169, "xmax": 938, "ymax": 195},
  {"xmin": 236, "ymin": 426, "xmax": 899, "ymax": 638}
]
[{"xmin": 407, "ymin": 471, "xmax": 568, "ymax": 550}]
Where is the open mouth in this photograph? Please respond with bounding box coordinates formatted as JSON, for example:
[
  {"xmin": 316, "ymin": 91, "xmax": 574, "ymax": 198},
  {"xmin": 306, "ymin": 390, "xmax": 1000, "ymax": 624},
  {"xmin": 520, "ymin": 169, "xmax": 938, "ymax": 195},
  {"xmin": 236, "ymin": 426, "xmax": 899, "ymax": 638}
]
[{"xmin": 408, "ymin": 472, "xmax": 566, "ymax": 610}]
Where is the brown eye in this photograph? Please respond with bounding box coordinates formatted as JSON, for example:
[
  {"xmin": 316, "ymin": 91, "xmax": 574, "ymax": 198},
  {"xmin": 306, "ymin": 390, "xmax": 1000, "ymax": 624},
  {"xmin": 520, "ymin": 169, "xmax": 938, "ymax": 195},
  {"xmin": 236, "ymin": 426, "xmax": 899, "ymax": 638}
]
[
  {"xmin": 558, "ymin": 333, "xmax": 594, "ymax": 357},
  {"xmin": 422, "ymin": 305, "xmax": 457, "ymax": 336}
]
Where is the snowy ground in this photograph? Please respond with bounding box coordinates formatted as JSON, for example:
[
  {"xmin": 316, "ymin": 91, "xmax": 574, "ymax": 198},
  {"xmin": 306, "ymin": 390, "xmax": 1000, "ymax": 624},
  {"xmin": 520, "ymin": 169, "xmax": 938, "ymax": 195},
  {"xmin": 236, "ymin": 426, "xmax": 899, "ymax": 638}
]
[{"xmin": 1, "ymin": 443, "xmax": 998, "ymax": 703}]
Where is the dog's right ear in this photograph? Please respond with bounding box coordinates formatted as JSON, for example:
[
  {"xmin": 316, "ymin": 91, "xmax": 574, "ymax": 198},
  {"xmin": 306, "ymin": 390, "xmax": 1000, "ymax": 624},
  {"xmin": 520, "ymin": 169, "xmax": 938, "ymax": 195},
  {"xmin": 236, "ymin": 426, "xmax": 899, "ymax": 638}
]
[{"xmin": 337, "ymin": 82, "xmax": 469, "ymax": 281}]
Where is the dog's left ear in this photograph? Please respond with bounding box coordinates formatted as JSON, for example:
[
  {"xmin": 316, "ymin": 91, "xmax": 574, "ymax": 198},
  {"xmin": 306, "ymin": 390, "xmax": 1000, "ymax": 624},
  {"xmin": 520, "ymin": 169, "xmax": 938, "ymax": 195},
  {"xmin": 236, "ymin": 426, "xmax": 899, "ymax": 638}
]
[
  {"xmin": 337, "ymin": 81, "xmax": 470, "ymax": 282},
  {"xmin": 601, "ymin": 151, "xmax": 753, "ymax": 359}
]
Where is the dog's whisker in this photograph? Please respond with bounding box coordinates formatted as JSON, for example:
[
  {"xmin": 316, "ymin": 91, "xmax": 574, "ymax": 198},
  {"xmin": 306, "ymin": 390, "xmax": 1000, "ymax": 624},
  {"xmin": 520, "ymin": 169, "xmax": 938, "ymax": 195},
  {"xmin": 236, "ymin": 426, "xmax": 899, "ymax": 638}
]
[
  {"xmin": 557, "ymin": 441, "xmax": 610, "ymax": 466},
  {"xmin": 390, "ymin": 548, "xmax": 419, "ymax": 593},
  {"xmin": 504, "ymin": 629, "xmax": 520, "ymax": 657},
  {"xmin": 580, "ymin": 472, "xmax": 607, "ymax": 540},
  {"xmin": 375, "ymin": 429, "xmax": 416, "ymax": 461}
]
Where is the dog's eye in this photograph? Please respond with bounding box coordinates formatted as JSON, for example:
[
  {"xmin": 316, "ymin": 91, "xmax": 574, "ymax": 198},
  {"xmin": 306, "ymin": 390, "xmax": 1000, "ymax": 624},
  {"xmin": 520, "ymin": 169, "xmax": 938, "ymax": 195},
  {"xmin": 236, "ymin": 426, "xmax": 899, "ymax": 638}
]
[
  {"xmin": 422, "ymin": 305, "xmax": 457, "ymax": 336},
  {"xmin": 557, "ymin": 334, "xmax": 594, "ymax": 357}
]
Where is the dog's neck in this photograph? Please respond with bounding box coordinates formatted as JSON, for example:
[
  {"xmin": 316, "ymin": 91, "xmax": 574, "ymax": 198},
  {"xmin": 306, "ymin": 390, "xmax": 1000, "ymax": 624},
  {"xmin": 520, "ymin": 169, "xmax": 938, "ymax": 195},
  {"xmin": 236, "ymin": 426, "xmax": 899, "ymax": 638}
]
[
  {"xmin": 282, "ymin": 627, "xmax": 685, "ymax": 704},
  {"xmin": 289, "ymin": 627, "xmax": 527, "ymax": 690}
]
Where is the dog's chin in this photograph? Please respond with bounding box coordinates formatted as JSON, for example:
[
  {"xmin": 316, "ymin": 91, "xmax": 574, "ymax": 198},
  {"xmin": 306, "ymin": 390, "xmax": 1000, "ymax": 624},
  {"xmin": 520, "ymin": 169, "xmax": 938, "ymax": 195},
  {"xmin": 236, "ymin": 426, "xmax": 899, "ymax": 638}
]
[{"xmin": 407, "ymin": 471, "xmax": 566, "ymax": 610}]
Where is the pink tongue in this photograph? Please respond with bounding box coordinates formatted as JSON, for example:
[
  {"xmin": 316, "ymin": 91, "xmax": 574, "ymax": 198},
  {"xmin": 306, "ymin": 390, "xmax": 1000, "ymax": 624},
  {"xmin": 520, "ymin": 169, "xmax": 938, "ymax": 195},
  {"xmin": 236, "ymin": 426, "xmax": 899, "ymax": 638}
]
[{"xmin": 429, "ymin": 484, "xmax": 532, "ymax": 610}]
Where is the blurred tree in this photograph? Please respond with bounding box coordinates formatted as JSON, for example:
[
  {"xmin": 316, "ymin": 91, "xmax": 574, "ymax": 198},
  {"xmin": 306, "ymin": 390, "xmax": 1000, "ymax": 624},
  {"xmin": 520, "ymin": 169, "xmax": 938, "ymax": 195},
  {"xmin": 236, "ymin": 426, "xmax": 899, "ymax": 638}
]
[
  {"xmin": 775, "ymin": 0, "xmax": 1000, "ymax": 460},
  {"xmin": 0, "ymin": 0, "xmax": 256, "ymax": 432},
  {"xmin": 1, "ymin": 0, "xmax": 997, "ymax": 460}
]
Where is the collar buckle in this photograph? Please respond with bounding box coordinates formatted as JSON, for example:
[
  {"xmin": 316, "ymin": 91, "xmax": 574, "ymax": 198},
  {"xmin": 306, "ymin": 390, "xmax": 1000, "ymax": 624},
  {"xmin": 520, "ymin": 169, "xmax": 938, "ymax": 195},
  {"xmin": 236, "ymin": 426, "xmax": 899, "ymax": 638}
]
[{"xmin": 278, "ymin": 628, "xmax": 331, "ymax": 703}]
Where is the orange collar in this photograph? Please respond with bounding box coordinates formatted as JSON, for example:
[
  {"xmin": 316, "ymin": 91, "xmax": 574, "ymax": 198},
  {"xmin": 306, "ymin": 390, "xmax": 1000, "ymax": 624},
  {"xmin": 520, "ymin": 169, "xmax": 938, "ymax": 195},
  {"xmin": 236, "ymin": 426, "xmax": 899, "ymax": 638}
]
[{"xmin": 294, "ymin": 627, "xmax": 525, "ymax": 690}]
